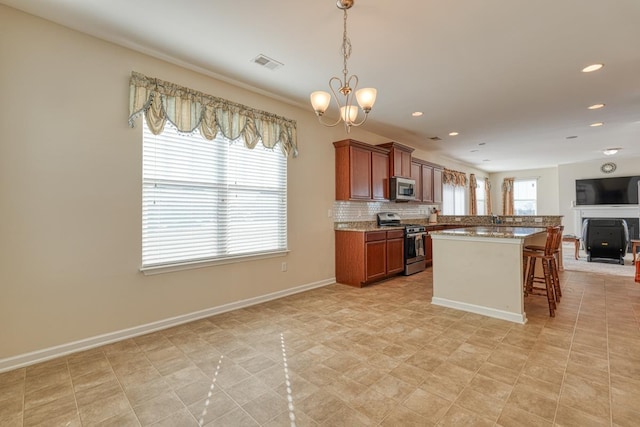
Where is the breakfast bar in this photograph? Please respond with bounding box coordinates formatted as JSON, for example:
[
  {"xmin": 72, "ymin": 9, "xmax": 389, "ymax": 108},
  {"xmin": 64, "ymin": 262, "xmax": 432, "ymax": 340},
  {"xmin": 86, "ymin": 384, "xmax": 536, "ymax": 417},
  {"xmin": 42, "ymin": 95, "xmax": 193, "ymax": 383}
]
[{"xmin": 430, "ymin": 226, "xmax": 547, "ymax": 324}]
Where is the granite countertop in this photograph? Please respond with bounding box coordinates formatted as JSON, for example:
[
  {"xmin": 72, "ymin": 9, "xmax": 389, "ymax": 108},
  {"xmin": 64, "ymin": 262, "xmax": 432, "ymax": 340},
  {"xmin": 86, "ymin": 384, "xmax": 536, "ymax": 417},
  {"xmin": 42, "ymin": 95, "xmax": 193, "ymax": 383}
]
[{"xmin": 430, "ymin": 226, "xmax": 547, "ymax": 239}]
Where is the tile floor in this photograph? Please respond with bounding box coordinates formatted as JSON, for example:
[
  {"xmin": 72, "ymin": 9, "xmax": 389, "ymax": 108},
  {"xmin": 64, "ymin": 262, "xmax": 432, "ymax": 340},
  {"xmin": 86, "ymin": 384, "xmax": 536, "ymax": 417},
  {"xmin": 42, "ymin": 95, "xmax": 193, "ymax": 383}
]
[{"xmin": 1, "ymin": 267, "xmax": 640, "ymax": 426}]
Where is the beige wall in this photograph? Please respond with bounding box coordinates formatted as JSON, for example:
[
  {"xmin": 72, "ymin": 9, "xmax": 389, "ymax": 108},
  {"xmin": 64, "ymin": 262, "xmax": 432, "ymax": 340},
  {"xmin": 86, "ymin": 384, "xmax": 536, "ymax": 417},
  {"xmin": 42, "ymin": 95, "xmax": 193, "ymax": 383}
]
[
  {"xmin": 0, "ymin": 5, "xmax": 503, "ymax": 364},
  {"xmin": 0, "ymin": 5, "xmax": 346, "ymax": 361},
  {"xmin": 489, "ymin": 167, "xmax": 560, "ymax": 216}
]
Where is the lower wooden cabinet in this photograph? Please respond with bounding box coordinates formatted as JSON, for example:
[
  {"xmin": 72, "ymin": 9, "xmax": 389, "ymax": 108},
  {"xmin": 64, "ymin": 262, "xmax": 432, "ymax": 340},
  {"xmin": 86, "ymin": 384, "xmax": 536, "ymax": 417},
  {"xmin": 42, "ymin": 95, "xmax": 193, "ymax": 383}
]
[{"xmin": 336, "ymin": 229, "xmax": 405, "ymax": 287}]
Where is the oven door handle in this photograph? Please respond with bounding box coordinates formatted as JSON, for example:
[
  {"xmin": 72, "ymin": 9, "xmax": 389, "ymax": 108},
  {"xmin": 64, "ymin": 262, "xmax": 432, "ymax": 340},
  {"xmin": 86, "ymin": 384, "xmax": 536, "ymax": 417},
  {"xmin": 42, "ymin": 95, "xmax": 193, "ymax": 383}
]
[{"xmin": 406, "ymin": 232, "xmax": 427, "ymax": 238}]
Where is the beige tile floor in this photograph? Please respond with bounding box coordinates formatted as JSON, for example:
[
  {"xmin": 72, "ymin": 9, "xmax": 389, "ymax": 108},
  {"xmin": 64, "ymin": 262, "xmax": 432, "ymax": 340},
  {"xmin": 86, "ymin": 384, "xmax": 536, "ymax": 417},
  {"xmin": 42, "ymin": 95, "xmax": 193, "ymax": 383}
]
[{"xmin": 1, "ymin": 267, "xmax": 640, "ymax": 426}]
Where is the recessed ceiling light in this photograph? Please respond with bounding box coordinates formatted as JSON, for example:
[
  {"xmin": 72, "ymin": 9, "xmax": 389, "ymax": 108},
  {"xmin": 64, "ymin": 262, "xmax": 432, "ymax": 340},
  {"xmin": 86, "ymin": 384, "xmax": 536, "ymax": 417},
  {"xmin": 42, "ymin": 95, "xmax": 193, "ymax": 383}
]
[
  {"xmin": 590, "ymin": 122, "xmax": 604, "ymax": 127},
  {"xmin": 603, "ymin": 148, "xmax": 620, "ymax": 155},
  {"xmin": 412, "ymin": 112, "xmax": 423, "ymax": 117},
  {"xmin": 582, "ymin": 63, "xmax": 604, "ymax": 73},
  {"xmin": 588, "ymin": 103, "xmax": 605, "ymax": 110},
  {"xmin": 566, "ymin": 135, "xmax": 578, "ymax": 139},
  {"xmin": 448, "ymin": 132, "xmax": 459, "ymax": 136}
]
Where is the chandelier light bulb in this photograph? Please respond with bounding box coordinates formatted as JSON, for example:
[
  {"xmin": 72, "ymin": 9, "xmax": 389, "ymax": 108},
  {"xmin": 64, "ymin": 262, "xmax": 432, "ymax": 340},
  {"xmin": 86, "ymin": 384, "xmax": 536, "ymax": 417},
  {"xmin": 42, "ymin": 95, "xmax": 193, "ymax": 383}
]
[
  {"xmin": 310, "ymin": 91, "xmax": 331, "ymax": 115},
  {"xmin": 340, "ymin": 105, "xmax": 358, "ymax": 124},
  {"xmin": 355, "ymin": 88, "xmax": 377, "ymax": 111}
]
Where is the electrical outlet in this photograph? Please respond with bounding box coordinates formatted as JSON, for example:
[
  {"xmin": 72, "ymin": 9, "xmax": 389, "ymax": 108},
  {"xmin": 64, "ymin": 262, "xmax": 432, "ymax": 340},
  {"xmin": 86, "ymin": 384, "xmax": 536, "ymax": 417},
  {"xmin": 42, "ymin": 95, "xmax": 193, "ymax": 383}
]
[
  {"xmin": 515, "ymin": 218, "xmax": 523, "ymax": 222},
  {"xmin": 534, "ymin": 217, "xmax": 543, "ymax": 223},
  {"xmin": 505, "ymin": 217, "xmax": 514, "ymax": 222},
  {"xmin": 455, "ymin": 217, "xmax": 462, "ymax": 222},
  {"xmin": 327, "ymin": 209, "xmax": 332, "ymax": 218},
  {"xmin": 281, "ymin": 262, "xmax": 287, "ymax": 272}
]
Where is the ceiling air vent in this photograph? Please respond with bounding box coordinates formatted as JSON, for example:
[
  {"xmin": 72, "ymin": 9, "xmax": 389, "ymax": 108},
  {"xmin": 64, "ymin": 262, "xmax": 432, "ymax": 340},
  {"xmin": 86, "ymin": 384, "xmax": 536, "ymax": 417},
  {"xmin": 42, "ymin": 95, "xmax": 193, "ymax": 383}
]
[
  {"xmin": 252, "ymin": 54, "xmax": 283, "ymax": 70},
  {"xmin": 430, "ymin": 136, "xmax": 442, "ymax": 141}
]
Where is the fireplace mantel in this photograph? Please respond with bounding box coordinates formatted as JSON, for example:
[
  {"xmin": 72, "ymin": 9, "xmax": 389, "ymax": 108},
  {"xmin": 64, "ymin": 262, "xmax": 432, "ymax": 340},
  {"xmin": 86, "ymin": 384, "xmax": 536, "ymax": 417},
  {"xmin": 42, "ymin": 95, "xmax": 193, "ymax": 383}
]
[{"xmin": 573, "ymin": 205, "xmax": 640, "ymax": 237}]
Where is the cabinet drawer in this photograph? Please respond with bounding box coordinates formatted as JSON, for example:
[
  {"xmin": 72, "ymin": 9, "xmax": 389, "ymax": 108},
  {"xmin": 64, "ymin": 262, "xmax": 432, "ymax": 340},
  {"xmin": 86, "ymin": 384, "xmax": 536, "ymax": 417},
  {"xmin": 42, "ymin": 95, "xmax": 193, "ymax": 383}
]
[
  {"xmin": 365, "ymin": 231, "xmax": 387, "ymax": 242},
  {"xmin": 386, "ymin": 230, "xmax": 404, "ymax": 239}
]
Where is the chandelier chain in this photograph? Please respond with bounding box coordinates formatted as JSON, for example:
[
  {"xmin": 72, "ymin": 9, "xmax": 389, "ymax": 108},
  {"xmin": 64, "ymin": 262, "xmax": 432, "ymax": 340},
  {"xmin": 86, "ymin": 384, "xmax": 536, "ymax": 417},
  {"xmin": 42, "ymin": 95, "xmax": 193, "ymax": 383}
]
[{"xmin": 342, "ymin": 8, "xmax": 351, "ymax": 81}]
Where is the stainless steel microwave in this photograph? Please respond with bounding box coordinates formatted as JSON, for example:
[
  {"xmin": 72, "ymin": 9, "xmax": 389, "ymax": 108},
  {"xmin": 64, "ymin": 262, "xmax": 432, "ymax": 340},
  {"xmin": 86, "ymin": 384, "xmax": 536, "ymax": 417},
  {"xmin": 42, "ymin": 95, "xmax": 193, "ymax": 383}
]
[{"xmin": 390, "ymin": 177, "xmax": 416, "ymax": 202}]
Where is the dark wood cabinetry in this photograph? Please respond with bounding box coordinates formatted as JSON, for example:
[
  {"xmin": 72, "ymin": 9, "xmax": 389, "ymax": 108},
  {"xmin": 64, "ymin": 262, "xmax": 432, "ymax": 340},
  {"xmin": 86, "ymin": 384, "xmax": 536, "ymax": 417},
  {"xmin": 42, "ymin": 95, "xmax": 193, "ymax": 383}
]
[
  {"xmin": 336, "ymin": 229, "xmax": 405, "ymax": 287},
  {"xmin": 334, "ymin": 139, "xmax": 389, "ymax": 201},
  {"xmin": 433, "ymin": 167, "xmax": 443, "ymax": 203},
  {"xmin": 377, "ymin": 142, "xmax": 413, "ymax": 179},
  {"xmin": 410, "ymin": 159, "xmax": 443, "ymax": 203},
  {"xmin": 386, "ymin": 232, "xmax": 405, "ymax": 274}
]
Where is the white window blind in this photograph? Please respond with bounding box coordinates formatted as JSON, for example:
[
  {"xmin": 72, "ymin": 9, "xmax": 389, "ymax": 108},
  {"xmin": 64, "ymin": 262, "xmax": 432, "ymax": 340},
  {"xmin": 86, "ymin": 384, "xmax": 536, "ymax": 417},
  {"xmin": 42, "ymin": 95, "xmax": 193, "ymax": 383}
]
[
  {"xmin": 142, "ymin": 119, "xmax": 287, "ymax": 269},
  {"xmin": 443, "ymin": 184, "xmax": 466, "ymax": 215},
  {"xmin": 514, "ymin": 179, "xmax": 537, "ymax": 215}
]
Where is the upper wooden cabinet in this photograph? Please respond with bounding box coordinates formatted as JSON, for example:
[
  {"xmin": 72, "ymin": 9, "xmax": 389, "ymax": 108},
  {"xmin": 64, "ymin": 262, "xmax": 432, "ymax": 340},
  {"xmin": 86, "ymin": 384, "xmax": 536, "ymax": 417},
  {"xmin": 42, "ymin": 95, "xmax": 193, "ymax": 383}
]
[
  {"xmin": 377, "ymin": 142, "xmax": 414, "ymax": 179},
  {"xmin": 334, "ymin": 139, "xmax": 389, "ymax": 201},
  {"xmin": 411, "ymin": 159, "xmax": 443, "ymax": 203},
  {"xmin": 433, "ymin": 166, "xmax": 443, "ymax": 203}
]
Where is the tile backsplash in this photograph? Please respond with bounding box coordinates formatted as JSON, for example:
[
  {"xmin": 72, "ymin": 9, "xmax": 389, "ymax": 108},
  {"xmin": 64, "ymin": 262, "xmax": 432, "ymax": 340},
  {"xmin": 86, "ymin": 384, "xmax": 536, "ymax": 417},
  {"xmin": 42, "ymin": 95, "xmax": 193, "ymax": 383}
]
[{"xmin": 333, "ymin": 201, "xmax": 438, "ymax": 223}]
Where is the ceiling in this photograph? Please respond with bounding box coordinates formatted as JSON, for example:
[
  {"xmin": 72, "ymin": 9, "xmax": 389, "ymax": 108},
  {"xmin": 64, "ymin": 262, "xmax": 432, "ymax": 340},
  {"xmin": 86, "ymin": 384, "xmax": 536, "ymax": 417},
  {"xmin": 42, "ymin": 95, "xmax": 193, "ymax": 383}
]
[{"xmin": 4, "ymin": 0, "xmax": 640, "ymax": 172}]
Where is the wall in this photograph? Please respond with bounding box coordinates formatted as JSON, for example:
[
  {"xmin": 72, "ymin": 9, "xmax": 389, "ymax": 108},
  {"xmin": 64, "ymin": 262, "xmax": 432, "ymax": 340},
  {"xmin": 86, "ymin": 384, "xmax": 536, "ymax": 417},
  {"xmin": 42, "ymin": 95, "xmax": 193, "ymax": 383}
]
[
  {"xmin": 558, "ymin": 156, "xmax": 640, "ymax": 235},
  {"xmin": 0, "ymin": 5, "xmax": 351, "ymax": 365},
  {"xmin": 489, "ymin": 167, "xmax": 560, "ymax": 216},
  {"xmin": 0, "ymin": 5, "xmax": 490, "ymax": 367}
]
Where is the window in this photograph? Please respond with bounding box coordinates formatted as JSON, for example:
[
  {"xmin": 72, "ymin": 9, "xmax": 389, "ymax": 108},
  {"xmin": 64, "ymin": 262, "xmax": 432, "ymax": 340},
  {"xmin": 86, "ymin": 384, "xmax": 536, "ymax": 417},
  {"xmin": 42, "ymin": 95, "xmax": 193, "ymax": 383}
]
[
  {"xmin": 443, "ymin": 184, "xmax": 466, "ymax": 215},
  {"xmin": 513, "ymin": 179, "xmax": 537, "ymax": 215},
  {"xmin": 142, "ymin": 119, "xmax": 287, "ymax": 270},
  {"xmin": 476, "ymin": 177, "xmax": 486, "ymax": 215}
]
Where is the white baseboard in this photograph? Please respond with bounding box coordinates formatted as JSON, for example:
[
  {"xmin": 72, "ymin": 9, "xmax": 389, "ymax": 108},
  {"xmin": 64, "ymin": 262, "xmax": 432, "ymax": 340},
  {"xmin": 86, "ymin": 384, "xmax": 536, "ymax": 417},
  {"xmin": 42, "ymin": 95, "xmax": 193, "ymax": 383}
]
[
  {"xmin": 431, "ymin": 297, "xmax": 527, "ymax": 325},
  {"xmin": 0, "ymin": 278, "xmax": 336, "ymax": 373}
]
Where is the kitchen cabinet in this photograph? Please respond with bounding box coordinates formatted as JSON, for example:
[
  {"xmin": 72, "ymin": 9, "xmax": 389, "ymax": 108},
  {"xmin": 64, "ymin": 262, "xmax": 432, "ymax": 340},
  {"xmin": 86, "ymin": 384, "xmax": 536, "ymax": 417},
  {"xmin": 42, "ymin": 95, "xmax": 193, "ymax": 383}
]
[
  {"xmin": 386, "ymin": 232, "xmax": 405, "ymax": 274},
  {"xmin": 433, "ymin": 167, "xmax": 443, "ymax": 203},
  {"xmin": 410, "ymin": 159, "xmax": 443, "ymax": 203},
  {"xmin": 377, "ymin": 142, "xmax": 414, "ymax": 179},
  {"xmin": 335, "ymin": 229, "xmax": 405, "ymax": 287},
  {"xmin": 334, "ymin": 139, "xmax": 389, "ymax": 201},
  {"xmin": 424, "ymin": 225, "xmax": 444, "ymax": 267}
]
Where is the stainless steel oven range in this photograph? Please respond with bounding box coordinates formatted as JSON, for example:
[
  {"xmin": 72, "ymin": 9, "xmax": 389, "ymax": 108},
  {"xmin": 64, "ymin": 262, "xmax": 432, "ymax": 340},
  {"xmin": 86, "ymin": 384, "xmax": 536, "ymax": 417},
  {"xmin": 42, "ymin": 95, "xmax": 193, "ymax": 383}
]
[{"xmin": 377, "ymin": 212, "xmax": 427, "ymax": 276}]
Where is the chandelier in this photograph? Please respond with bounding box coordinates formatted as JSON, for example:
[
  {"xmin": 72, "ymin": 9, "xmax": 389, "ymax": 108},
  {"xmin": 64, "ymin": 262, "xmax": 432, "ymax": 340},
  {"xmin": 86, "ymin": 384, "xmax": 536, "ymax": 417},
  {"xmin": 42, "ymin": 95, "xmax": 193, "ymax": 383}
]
[{"xmin": 310, "ymin": 0, "xmax": 377, "ymax": 132}]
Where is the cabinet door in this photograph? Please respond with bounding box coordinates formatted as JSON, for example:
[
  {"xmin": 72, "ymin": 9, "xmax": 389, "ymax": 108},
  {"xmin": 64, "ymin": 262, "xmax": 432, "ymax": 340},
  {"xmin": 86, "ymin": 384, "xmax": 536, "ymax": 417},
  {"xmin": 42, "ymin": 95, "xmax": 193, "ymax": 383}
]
[
  {"xmin": 422, "ymin": 165, "xmax": 434, "ymax": 203},
  {"xmin": 386, "ymin": 237, "xmax": 405, "ymax": 274},
  {"xmin": 424, "ymin": 234, "xmax": 433, "ymax": 267},
  {"xmin": 433, "ymin": 168, "xmax": 443, "ymax": 203},
  {"xmin": 410, "ymin": 162, "xmax": 422, "ymax": 202},
  {"xmin": 371, "ymin": 151, "xmax": 389, "ymax": 200},
  {"xmin": 350, "ymin": 146, "xmax": 372, "ymax": 200},
  {"xmin": 400, "ymin": 151, "xmax": 412, "ymax": 178},
  {"xmin": 365, "ymin": 240, "xmax": 387, "ymax": 282}
]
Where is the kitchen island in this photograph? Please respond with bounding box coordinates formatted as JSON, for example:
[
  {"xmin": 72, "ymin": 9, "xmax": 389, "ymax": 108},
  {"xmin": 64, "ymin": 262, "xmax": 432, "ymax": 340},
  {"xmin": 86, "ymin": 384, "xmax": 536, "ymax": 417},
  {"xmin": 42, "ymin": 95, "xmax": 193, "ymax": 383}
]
[{"xmin": 430, "ymin": 226, "xmax": 547, "ymax": 324}]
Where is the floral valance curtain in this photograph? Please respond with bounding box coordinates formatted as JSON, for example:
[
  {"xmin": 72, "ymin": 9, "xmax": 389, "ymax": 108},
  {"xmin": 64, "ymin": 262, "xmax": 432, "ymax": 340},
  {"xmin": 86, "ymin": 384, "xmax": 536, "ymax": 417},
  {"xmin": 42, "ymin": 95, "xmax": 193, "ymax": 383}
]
[
  {"xmin": 443, "ymin": 168, "xmax": 468, "ymax": 187},
  {"xmin": 128, "ymin": 71, "xmax": 298, "ymax": 157},
  {"xmin": 485, "ymin": 179, "xmax": 493, "ymax": 215},
  {"xmin": 469, "ymin": 174, "xmax": 478, "ymax": 215},
  {"xmin": 502, "ymin": 177, "xmax": 515, "ymax": 215}
]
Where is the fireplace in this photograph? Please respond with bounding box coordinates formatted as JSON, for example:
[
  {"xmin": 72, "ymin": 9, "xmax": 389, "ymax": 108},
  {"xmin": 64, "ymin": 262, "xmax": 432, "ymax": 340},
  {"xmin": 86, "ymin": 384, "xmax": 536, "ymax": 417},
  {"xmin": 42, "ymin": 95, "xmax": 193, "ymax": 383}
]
[{"xmin": 574, "ymin": 206, "xmax": 640, "ymax": 251}]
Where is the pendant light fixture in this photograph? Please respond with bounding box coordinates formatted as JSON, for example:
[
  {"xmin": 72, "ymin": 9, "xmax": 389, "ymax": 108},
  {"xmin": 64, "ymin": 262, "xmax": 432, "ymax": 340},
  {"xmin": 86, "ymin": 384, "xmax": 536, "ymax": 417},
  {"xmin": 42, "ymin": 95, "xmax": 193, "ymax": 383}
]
[{"xmin": 310, "ymin": 0, "xmax": 377, "ymax": 132}]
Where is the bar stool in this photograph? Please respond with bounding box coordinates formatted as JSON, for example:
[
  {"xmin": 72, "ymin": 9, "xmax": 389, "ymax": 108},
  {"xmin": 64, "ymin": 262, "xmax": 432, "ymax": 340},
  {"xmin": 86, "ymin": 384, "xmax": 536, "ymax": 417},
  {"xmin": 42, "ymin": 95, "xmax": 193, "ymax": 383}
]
[
  {"xmin": 523, "ymin": 226, "xmax": 562, "ymax": 317},
  {"xmin": 525, "ymin": 225, "xmax": 563, "ymax": 301}
]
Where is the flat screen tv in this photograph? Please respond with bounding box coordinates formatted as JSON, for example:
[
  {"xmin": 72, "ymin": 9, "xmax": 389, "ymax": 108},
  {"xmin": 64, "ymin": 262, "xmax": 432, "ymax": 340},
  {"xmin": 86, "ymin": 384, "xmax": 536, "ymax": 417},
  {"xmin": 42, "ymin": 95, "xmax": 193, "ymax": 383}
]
[{"xmin": 575, "ymin": 175, "xmax": 640, "ymax": 206}]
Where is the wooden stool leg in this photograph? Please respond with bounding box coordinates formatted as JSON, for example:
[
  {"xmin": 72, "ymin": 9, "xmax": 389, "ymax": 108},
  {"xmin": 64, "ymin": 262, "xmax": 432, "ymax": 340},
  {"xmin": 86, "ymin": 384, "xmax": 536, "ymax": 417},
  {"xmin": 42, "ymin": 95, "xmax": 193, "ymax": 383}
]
[{"xmin": 542, "ymin": 259, "xmax": 556, "ymax": 317}]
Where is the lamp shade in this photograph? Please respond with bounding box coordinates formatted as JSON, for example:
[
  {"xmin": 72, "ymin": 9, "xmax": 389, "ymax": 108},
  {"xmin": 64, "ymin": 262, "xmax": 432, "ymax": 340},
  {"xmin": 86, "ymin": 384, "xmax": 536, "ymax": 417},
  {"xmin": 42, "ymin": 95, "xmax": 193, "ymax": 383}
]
[
  {"xmin": 340, "ymin": 105, "xmax": 358, "ymax": 124},
  {"xmin": 310, "ymin": 91, "xmax": 331, "ymax": 114},
  {"xmin": 355, "ymin": 88, "xmax": 377, "ymax": 111}
]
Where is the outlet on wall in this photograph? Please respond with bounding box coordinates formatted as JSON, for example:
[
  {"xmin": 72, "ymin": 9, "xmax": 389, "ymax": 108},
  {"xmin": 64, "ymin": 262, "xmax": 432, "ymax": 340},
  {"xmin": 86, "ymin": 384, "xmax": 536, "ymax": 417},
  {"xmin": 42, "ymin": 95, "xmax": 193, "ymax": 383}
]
[
  {"xmin": 515, "ymin": 218, "xmax": 523, "ymax": 222},
  {"xmin": 281, "ymin": 262, "xmax": 287, "ymax": 272},
  {"xmin": 534, "ymin": 217, "xmax": 543, "ymax": 223}
]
